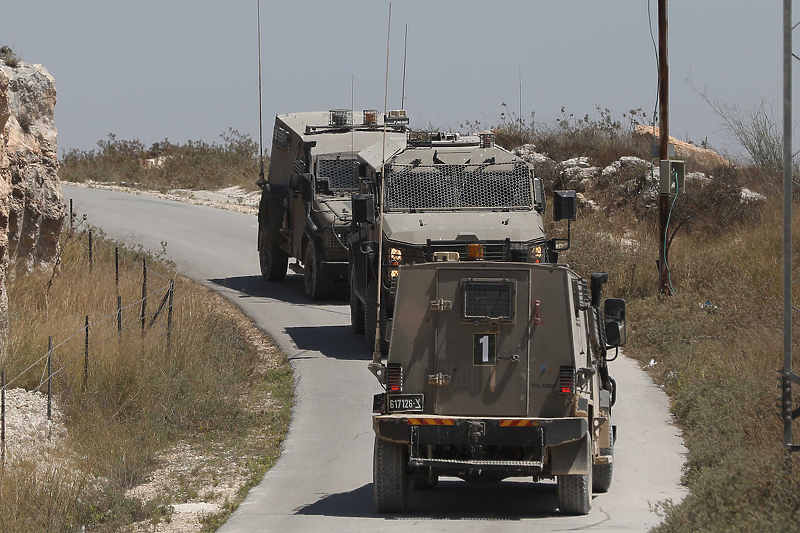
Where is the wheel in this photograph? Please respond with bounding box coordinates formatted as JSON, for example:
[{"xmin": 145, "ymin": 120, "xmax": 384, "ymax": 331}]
[
  {"xmin": 593, "ymin": 433, "xmax": 614, "ymax": 493},
  {"xmin": 411, "ymin": 471, "xmax": 438, "ymax": 491},
  {"xmin": 365, "ymin": 281, "xmax": 389, "ymax": 355},
  {"xmin": 373, "ymin": 437, "xmax": 409, "ymax": 513},
  {"xmin": 259, "ymin": 226, "xmax": 288, "ymax": 282},
  {"xmin": 557, "ymin": 435, "xmax": 593, "ymax": 515},
  {"xmin": 303, "ymin": 240, "xmax": 332, "ymax": 300},
  {"xmin": 350, "ymin": 266, "xmax": 365, "ymax": 334}
]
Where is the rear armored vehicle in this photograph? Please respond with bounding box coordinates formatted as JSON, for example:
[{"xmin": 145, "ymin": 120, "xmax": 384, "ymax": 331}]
[{"xmin": 257, "ymin": 109, "xmax": 407, "ymax": 299}]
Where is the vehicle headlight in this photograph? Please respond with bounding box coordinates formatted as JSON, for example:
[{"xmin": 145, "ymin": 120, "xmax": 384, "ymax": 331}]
[
  {"xmin": 530, "ymin": 244, "xmax": 546, "ymax": 264},
  {"xmin": 389, "ymin": 247, "xmax": 402, "ymax": 262}
]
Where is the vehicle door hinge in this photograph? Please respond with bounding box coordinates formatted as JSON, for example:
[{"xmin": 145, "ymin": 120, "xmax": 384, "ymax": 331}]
[
  {"xmin": 428, "ymin": 373, "xmax": 451, "ymax": 386},
  {"xmin": 430, "ymin": 299, "xmax": 453, "ymax": 312}
]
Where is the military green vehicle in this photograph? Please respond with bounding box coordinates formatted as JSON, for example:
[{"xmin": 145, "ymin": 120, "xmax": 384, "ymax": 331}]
[
  {"xmin": 348, "ymin": 131, "xmax": 550, "ymax": 353},
  {"xmin": 367, "ymin": 192, "xmax": 626, "ymax": 515},
  {"xmin": 257, "ymin": 109, "xmax": 408, "ymax": 299}
]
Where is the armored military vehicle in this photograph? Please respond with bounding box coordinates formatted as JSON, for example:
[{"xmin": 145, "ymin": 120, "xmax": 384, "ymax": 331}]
[
  {"xmin": 348, "ymin": 131, "xmax": 550, "ymax": 353},
  {"xmin": 257, "ymin": 109, "xmax": 408, "ymax": 299},
  {"xmin": 367, "ymin": 191, "xmax": 626, "ymax": 515}
]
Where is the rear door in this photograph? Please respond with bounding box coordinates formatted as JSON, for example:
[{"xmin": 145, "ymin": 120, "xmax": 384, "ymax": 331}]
[{"xmin": 434, "ymin": 267, "xmax": 530, "ymax": 416}]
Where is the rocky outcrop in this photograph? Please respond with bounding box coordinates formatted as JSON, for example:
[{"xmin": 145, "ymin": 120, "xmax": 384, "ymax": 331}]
[
  {"xmin": 634, "ymin": 125, "xmax": 728, "ymax": 168},
  {"xmin": 0, "ymin": 59, "xmax": 64, "ymax": 363}
]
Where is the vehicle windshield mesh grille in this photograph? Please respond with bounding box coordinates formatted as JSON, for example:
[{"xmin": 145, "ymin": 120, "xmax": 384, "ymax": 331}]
[
  {"xmin": 317, "ymin": 157, "xmax": 359, "ymax": 191},
  {"xmin": 463, "ymin": 280, "xmax": 514, "ymax": 320},
  {"xmin": 385, "ymin": 162, "xmax": 532, "ymax": 211}
]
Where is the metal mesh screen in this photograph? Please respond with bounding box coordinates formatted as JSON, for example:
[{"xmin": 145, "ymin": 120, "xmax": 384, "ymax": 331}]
[
  {"xmin": 463, "ymin": 281, "xmax": 514, "ymax": 320},
  {"xmin": 385, "ymin": 162, "xmax": 532, "ymax": 211},
  {"xmin": 317, "ymin": 157, "xmax": 359, "ymax": 191},
  {"xmin": 323, "ymin": 227, "xmax": 348, "ymax": 250}
]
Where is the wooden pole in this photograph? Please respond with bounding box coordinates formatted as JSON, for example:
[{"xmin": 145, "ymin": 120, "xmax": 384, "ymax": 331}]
[
  {"xmin": 115, "ymin": 247, "xmax": 119, "ymax": 296},
  {"xmin": 657, "ymin": 0, "xmax": 670, "ymax": 295},
  {"xmin": 84, "ymin": 315, "xmax": 89, "ymax": 392},
  {"xmin": 117, "ymin": 296, "xmax": 122, "ymax": 340},
  {"xmin": 166, "ymin": 279, "xmax": 174, "ymax": 355},
  {"xmin": 88, "ymin": 229, "xmax": 93, "ymax": 272},
  {"xmin": 141, "ymin": 258, "xmax": 147, "ymax": 334},
  {"xmin": 1, "ymin": 369, "xmax": 5, "ymax": 464}
]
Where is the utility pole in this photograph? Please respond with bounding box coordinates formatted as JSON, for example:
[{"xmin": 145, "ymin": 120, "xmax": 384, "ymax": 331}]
[{"xmin": 657, "ymin": 0, "xmax": 670, "ymax": 295}]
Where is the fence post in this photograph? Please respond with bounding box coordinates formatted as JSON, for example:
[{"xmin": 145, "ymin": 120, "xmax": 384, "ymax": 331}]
[
  {"xmin": 166, "ymin": 279, "xmax": 174, "ymax": 355},
  {"xmin": 84, "ymin": 315, "xmax": 89, "ymax": 392},
  {"xmin": 115, "ymin": 247, "xmax": 119, "ymax": 296},
  {"xmin": 141, "ymin": 258, "xmax": 147, "ymax": 334},
  {"xmin": 69, "ymin": 199, "xmax": 73, "ymax": 231},
  {"xmin": 47, "ymin": 336, "xmax": 52, "ymax": 421},
  {"xmin": 88, "ymin": 229, "xmax": 93, "ymax": 272},
  {"xmin": 117, "ymin": 296, "xmax": 122, "ymax": 340},
  {"xmin": 1, "ymin": 369, "xmax": 5, "ymax": 465}
]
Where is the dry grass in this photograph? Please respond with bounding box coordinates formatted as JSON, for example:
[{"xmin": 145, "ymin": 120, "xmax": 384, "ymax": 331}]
[
  {"xmin": 0, "ymin": 226, "xmax": 292, "ymax": 532},
  {"xmin": 59, "ymin": 130, "xmax": 265, "ymax": 192}
]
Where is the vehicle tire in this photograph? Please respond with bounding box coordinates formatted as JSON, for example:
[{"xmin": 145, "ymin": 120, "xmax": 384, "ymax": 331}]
[
  {"xmin": 373, "ymin": 436, "xmax": 409, "ymax": 513},
  {"xmin": 303, "ymin": 240, "xmax": 332, "ymax": 300},
  {"xmin": 350, "ymin": 267, "xmax": 365, "ymax": 334},
  {"xmin": 259, "ymin": 226, "xmax": 288, "ymax": 282},
  {"xmin": 411, "ymin": 471, "xmax": 438, "ymax": 491},
  {"xmin": 365, "ymin": 281, "xmax": 389, "ymax": 355},
  {"xmin": 593, "ymin": 438, "xmax": 614, "ymax": 493},
  {"xmin": 557, "ymin": 435, "xmax": 593, "ymax": 516}
]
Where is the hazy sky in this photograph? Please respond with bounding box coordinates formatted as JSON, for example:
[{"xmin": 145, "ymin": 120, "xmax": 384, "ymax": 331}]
[{"xmin": 1, "ymin": 1, "xmax": 792, "ymax": 159}]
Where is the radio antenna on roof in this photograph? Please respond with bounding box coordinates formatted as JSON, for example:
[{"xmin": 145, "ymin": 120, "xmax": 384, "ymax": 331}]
[
  {"xmin": 401, "ymin": 24, "xmax": 408, "ymax": 110},
  {"xmin": 256, "ymin": 0, "xmax": 265, "ymax": 183}
]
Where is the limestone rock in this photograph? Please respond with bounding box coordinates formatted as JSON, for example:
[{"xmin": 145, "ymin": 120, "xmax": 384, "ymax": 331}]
[
  {"xmin": 0, "ymin": 59, "xmax": 64, "ymax": 365},
  {"xmin": 634, "ymin": 125, "xmax": 728, "ymax": 168},
  {"xmin": 512, "ymin": 144, "xmax": 554, "ymax": 166}
]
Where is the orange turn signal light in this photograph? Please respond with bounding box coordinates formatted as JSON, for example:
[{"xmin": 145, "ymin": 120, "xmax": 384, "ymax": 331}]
[{"xmin": 467, "ymin": 243, "xmax": 484, "ymax": 261}]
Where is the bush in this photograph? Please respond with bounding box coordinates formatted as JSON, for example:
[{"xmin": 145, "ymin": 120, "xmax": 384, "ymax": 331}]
[{"xmin": 60, "ymin": 129, "xmax": 266, "ymax": 191}]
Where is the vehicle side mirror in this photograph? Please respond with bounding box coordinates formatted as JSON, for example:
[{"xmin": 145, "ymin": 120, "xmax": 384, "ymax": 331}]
[
  {"xmin": 553, "ymin": 190, "xmax": 577, "ymax": 222},
  {"xmin": 604, "ymin": 298, "xmax": 627, "ymax": 347},
  {"xmin": 289, "ymin": 173, "xmax": 314, "ymax": 202},
  {"xmin": 533, "ymin": 177, "xmax": 546, "ymax": 213},
  {"xmin": 352, "ymin": 194, "xmax": 375, "ymax": 224}
]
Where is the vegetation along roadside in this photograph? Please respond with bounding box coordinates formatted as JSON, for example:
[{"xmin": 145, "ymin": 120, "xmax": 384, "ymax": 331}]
[{"xmin": 0, "ymin": 221, "xmax": 292, "ymax": 532}]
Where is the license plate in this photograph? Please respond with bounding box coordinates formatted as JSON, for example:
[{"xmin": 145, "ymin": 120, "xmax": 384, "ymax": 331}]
[{"xmin": 387, "ymin": 394, "xmax": 424, "ymax": 413}]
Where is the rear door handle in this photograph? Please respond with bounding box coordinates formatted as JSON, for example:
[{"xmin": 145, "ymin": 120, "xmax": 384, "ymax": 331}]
[{"xmin": 497, "ymin": 354, "xmax": 519, "ymax": 362}]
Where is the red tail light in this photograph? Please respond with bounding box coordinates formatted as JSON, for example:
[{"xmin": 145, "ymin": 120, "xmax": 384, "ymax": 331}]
[
  {"xmin": 559, "ymin": 366, "xmax": 576, "ymax": 394},
  {"xmin": 386, "ymin": 363, "xmax": 403, "ymax": 393}
]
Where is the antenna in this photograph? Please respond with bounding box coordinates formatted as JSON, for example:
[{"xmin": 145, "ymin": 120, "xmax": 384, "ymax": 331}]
[
  {"xmin": 352, "ymin": 74, "xmax": 356, "ymax": 180},
  {"xmin": 256, "ymin": 0, "xmax": 265, "ymax": 181},
  {"xmin": 374, "ymin": 3, "xmax": 391, "ymax": 363},
  {"xmin": 401, "ymin": 24, "xmax": 408, "ymax": 110},
  {"xmin": 519, "ymin": 65, "xmax": 523, "ymax": 126}
]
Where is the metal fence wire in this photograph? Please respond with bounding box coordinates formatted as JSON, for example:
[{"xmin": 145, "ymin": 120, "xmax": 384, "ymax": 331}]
[{"xmin": 0, "ymin": 223, "xmax": 177, "ymax": 463}]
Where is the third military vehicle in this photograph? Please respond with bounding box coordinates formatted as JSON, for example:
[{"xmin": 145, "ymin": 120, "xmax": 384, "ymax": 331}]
[{"xmin": 257, "ymin": 109, "xmax": 407, "ymax": 299}]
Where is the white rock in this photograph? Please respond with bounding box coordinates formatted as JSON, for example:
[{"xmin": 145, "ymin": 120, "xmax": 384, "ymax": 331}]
[{"xmin": 557, "ymin": 156, "xmax": 592, "ymax": 170}]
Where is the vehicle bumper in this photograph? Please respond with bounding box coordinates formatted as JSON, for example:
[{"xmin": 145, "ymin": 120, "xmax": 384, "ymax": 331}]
[
  {"xmin": 373, "ymin": 414, "xmax": 588, "ymax": 475},
  {"xmin": 320, "ymin": 261, "xmax": 348, "ymax": 279}
]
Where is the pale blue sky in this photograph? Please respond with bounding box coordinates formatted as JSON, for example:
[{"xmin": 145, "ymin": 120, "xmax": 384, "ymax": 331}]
[{"xmin": 1, "ymin": 1, "xmax": 791, "ymax": 159}]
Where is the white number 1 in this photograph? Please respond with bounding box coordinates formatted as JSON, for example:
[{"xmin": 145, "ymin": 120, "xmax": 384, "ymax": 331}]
[{"xmin": 480, "ymin": 335, "xmax": 489, "ymax": 363}]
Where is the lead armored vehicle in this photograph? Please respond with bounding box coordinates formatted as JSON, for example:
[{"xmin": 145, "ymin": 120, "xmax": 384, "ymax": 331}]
[
  {"xmin": 348, "ymin": 131, "xmax": 550, "ymax": 353},
  {"xmin": 257, "ymin": 109, "xmax": 407, "ymax": 299},
  {"xmin": 367, "ymin": 189, "xmax": 626, "ymax": 515}
]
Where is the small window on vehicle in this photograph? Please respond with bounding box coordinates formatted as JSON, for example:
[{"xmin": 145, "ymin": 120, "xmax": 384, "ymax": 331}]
[{"xmin": 462, "ymin": 280, "xmax": 515, "ymax": 320}]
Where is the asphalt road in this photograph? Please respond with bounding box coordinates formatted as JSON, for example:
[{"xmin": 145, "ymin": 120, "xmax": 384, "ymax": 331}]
[{"xmin": 64, "ymin": 184, "xmax": 686, "ymax": 532}]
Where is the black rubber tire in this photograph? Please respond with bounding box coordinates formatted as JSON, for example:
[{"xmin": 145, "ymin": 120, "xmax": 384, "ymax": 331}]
[
  {"xmin": 593, "ymin": 439, "xmax": 614, "ymax": 493},
  {"xmin": 365, "ymin": 281, "xmax": 389, "ymax": 355},
  {"xmin": 373, "ymin": 436, "xmax": 409, "ymax": 513},
  {"xmin": 350, "ymin": 267, "xmax": 365, "ymax": 334},
  {"xmin": 557, "ymin": 435, "xmax": 593, "ymax": 516},
  {"xmin": 259, "ymin": 226, "xmax": 288, "ymax": 282},
  {"xmin": 303, "ymin": 240, "xmax": 332, "ymax": 300},
  {"xmin": 411, "ymin": 471, "xmax": 438, "ymax": 491}
]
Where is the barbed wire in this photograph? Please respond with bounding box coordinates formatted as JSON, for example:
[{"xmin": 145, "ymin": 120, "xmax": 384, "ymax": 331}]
[{"xmin": 93, "ymin": 236, "xmax": 173, "ymax": 284}]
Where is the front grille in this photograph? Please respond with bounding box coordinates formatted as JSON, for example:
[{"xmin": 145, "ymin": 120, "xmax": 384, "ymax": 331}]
[
  {"xmin": 463, "ymin": 280, "xmax": 514, "ymax": 320},
  {"xmin": 323, "ymin": 227, "xmax": 347, "ymax": 250},
  {"xmin": 385, "ymin": 161, "xmax": 533, "ymax": 211},
  {"xmin": 427, "ymin": 241, "xmax": 507, "ymax": 262},
  {"xmin": 317, "ymin": 157, "xmax": 359, "ymax": 191}
]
